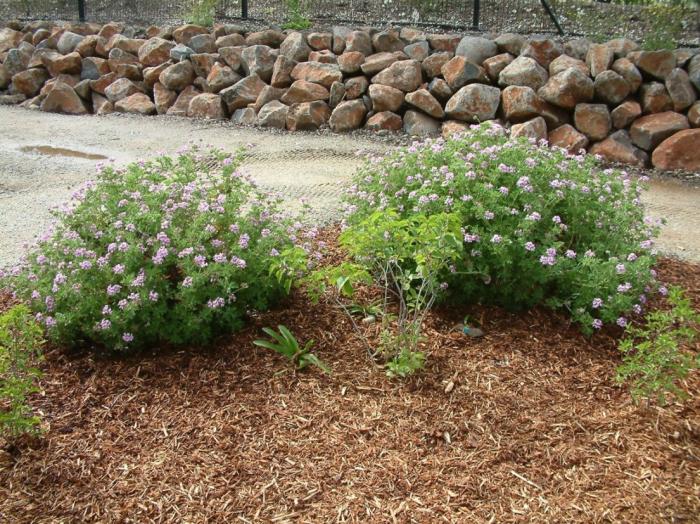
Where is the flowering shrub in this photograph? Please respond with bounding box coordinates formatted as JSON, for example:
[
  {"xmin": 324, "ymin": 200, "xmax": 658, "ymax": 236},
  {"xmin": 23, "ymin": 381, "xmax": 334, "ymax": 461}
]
[
  {"xmin": 3, "ymin": 146, "xmax": 310, "ymax": 351},
  {"xmin": 344, "ymin": 122, "xmax": 661, "ymax": 334}
]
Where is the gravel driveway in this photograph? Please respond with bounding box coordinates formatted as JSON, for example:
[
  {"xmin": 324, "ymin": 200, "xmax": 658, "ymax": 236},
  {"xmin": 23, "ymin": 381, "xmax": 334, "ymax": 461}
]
[{"xmin": 1, "ymin": 105, "xmax": 698, "ymax": 267}]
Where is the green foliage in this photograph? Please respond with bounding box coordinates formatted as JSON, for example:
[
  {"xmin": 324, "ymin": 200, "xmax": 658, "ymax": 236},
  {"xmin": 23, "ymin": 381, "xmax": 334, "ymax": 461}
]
[
  {"xmin": 185, "ymin": 0, "xmax": 218, "ymax": 27},
  {"xmin": 617, "ymin": 287, "xmax": 699, "ymax": 405},
  {"xmin": 282, "ymin": 0, "xmax": 312, "ymax": 30},
  {"xmin": 344, "ymin": 122, "xmax": 661, "ymax": 335},
  {"xmin": 4, "ymin": 146, "xmax": 306, "ymax": 352},
  {"xmin": 641, "ymin": 3, "xmax": 685, "ymax": 50},
  {"xmin": 253, "ymin": 325, "xmax": 329, "ymax": 373},
  {"xmin": 0, "ymin": 305, "xmax": 44, "ymax": 438}
]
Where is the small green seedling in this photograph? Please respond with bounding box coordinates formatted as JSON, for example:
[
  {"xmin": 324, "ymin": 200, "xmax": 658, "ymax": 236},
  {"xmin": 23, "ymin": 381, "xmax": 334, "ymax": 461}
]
[{"xmin": 254, "ymin": 325, "xmax": 330, "ymax": 374}]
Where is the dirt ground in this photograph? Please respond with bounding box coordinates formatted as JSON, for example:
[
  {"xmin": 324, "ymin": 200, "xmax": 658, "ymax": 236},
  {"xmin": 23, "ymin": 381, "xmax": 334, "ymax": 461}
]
[
  {"xmin": 0, "ymin": 242, "xmax": 698, "ymax": 523},
  {"xmin": 1, "ymin": 106, "xmax": 700, "ymax": 268}
]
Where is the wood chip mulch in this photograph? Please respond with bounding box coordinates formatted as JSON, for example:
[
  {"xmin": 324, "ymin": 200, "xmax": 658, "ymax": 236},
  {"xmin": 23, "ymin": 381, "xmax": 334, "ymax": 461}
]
[{"xmin": 1, "ymin": 252, "xmax": 698, "ymax": 523}]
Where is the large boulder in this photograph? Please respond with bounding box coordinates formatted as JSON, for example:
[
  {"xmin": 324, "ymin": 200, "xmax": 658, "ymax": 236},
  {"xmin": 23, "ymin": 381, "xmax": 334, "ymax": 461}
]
[
  {"xmin": 159, "ymin": 61, "xmax": 195, "ymax": 91},
  {"xmin": 307, "ymin": 32, "xmax": 332, "ymax": 51},
  {"xmin": 344, "ymin": 76, "xmax": 368, "ymax": 99},
  {"xmin": 422, "ymin": 52, "xmax": 451, "ymax": 78},
  {"xmin": 281, "ymin": 31, "xmax": 311, "ymax": 62},
  {"xmin": 635, "ymin": 50, "xmax": 675, "ymax": 80},
  {"xmin": 104, "ymin": 77, "xmax": 142, "ymax": 102},
  {"xmin": 345, "ymin": 31, "xmax": 372, "ymax": 56},
  {"xmin": 586, "ymin": 44, "xmax": 614, "ymax": 77},
  {"xmin": 291, "ymin": 61, "xmax": 342, "ymax": 88},
  {"xmin": 360, "ymin": 52, "xmax": 397, "ymax": 76},
  {"xmin": 404, "ymin": 41, "xmax": 430, "ymax": 62},
  {"xmin": 271, "ymin": 55, "xmax": 296, "ymax": 88},
  {"xmin": 368, "ymin": 84, "xmax": 404, "ymax": 112},
  {"xmin": 455, "ymin": 36, "xmax": 498, "ymax": 64},
  {"xmin": 689, "ymin": 102, "xmax": 700, "ymax": 128},
  {"xmin": 40, "ymin": 81, "xmax": 88, "ymax": 114},
  {"xmin": 688, "ymin": 55, "xmax": 700, "ymax": 92},
  {"xmin": 365, "ymin": 111, "xmax": 403, "ymax": 131},
  {"xmin": 206, "ymin": 63, "xmax": 241, "ymax": 93},
  {"xmin": 11, "ymin": 68, "xmax": 49, "ymax": 97},
  {"xmin": 41, "ymin": 51, "xmax": 82, "ymax": 76},
  {"xmin": 338, "ymin": 51, "xmax": 365, "ymax": 74},
  {"xmin": 651, "ymin": 129, "xmax": 700, "ymax": 171},
  {"xmin": 372, "ymin": 29, "xmax": 404, "ymax": 53},
  {"xmin": 231, "ymin": 107, "xmax": 256, "ymax": 125},
  {"xmin": 441, "ymin": 56, "xmax": 488, "ymax": 91},
  {"xmin": 427, "ymin": 34, "xmax": 462, "ymax": 53},
  {"xmin": 370, "ymin": 59, "xmax": 422, "ymax": 92},
  {"xmin": 445, "ymin": 84, "xmax": 501, "ymax": 122},
  {"xmin": 664, "ymin": 68, "xmax": 696, "ymax": 112},
  {"xmin": 589, "ymin": 130, "xmax": 648, "ymax": 167},
  {"xmin": 483, "ymin": 53, "xmax": 514, "ymax": 82},
  {"xmin": 115, "ymin": 92, "xmax": 156, "ymax": 115},
  {"xmin": 612, "ymin": 58, "xmax": 642, "ymax": 93},
  {"xmin": 245, "ymin": 29, "xmax": 284, "ymax": 47},
  {"xmin": 153, "ymin": 82, "xmax": 177, "ymax": 114},
  {"xmin": 549, "ymin": 54, "xmax": 589, "ymax": 77},
  {"xmin": 167, "ymin": 85, "xmax": 201, "ymax": 116},
  {"xmin": 281, "ymin": 80, "xmax": 329, "ymax": 104},
  {"xmin": 405, "ymin": 89, "xmax": 444, "ymax": 119},
  {"xmin": 56, "ymin": 31, "xmax": 85, "ymax": 54},
  {"xmin": 510, "ymin": 116, "xmax": 547, "ymax": 141},
  {"xmin": 538, "ymin": 67, "xmax": 594, "ymax": 109},
  {"xmin": 187, "ymin": 93, "xmax": 225, "ymax": 119},
  {"xmin": 629, "ymin": 111, "xmax": 689, "ymax": 150},
  {"xmin": 220, "ymin": 75, "xmax": 266, "ymax": 112},
  {"xmin": 501, "ymin": 85, "xmax": 542, "ymax": 122},
  {"xmin": 611, "ymin": 100, "xmax": 642, "ymax": 129},
  {"xmin": 639, "ymin": 82, "xmax": 672, "ymax": 114},
  {"xmin": 254, "ymin": 85, "xmax": 286, "ymax": 112},
  {"xmin": 494, "ymin": 33, "xmax": 525, "ymax": 56},
  {"xmin": 188, "ymin": 34, "xmax": 216, "ymax": 54},
  {"xmin": 329, "ymin": 99, "xmax": 367, "ymax": 132},
  {"xmin": 286, "ymin": 101, "xmax": 331, "ymax": 130},
  {"xmin": 548, "ymin": 124, "xmax": 589, "ymax": 153},
  {"xmin": 241, "ymin": 45, "xmax": 276, "ymax": 82},
  {"xmin": 520, "ymin": 37, "xmax": 562, "ymax": 68},
  {"xmin": 593, "ymin": 70, "xmax": 630, "ymax": 105},
  {"xmin": 573, "ymin": 103, "xmax": 611, "ymax": 141},
  {"xmin": 257, "ymin": 100, "xmax": 288, "ymax": 128},
  {"xmin": 173, "ymin": 24, "xmax": 209, "ymax": 44},
  {"xmin": 138, "ymin": 37, "xmax": 174, "ymax": 66},
  {"xmin": 498, "ymin": 56, "xmax": 548, "ymax": 91},
  {"xmin": 403, "ymin": 110, "xmax": 440, "ymax": 136}
]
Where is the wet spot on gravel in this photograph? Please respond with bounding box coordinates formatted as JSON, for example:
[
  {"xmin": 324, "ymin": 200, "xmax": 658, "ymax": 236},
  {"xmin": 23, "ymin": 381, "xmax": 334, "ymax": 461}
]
[{"xmin": 20, "ymin": 145, "xmax": 108, "ymax": 161}]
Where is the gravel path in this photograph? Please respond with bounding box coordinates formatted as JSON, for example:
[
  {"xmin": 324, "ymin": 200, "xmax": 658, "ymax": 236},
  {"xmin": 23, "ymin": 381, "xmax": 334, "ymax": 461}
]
[{"xmin": 1, "ymin": 105, "xmax": 698, "ymax": 267}]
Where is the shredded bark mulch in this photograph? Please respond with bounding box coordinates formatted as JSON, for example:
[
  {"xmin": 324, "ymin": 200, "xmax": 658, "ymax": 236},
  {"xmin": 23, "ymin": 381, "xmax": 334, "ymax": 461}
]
[{"xmin": 1, "ymin": 257, "xmax": 698, "ymax": 523}]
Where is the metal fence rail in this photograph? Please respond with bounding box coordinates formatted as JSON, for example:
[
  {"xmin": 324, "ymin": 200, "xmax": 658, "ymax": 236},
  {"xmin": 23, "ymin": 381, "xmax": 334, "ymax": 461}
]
[{"xmin": 1, "ymin": 0, "xmax": 698, "ymax": 42}]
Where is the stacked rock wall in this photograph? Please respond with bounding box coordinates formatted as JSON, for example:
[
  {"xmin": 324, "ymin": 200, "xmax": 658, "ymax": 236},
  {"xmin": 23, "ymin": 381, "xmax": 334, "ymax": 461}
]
[{"xmin": 1, "ymin": 21, "xmax": 700, "ymax": 170}]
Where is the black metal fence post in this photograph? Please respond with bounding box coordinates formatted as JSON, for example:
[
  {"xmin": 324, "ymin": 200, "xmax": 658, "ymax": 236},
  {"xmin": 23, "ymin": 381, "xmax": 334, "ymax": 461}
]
[
  {"xmin": 78, "ymin": 0, "xmax": 86, "ymax": 22},
  {"xmin": 242, "ymin": 0, "xmax": 248, "ymax": 19},
  {"xmin": 472, "ymin": 0, "xmax": 481, "ymax": 30},
  {"xmin": 540, "ymin": 0, "xmax": 564, "ymax": 35}
]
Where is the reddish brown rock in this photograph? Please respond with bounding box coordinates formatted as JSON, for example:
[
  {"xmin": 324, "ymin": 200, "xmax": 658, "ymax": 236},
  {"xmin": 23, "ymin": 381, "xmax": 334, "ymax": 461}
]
[
  {"xmin": 104, "ymin": 77, "xmax": 142, "ymax": 102},
  {"xmin": 651, "ymin": 129, "xmax": 700, "ymax": 171},
  {"xmin": 91, "ymin": 92, "xmax": 113, "ymax": 114},
  {"xmin": 281, "ymin": 79, "xmax": 329, "ymax": 104},
  {"xmin": 114, "ymin": 92, "xmax": 155, "ymax": 115},
  {"xmin": 309, "ymin": 50, "xmax": 337, "ymax": 64},
  {"xmin": 605, "ymin": 38, "xmax": 639, "ymax": 58},
  {"xmin": 639, "ymin": 82, "xmax": 672, "ymax": 114},
  {"xmin": 612, "ymin": 58, "xmax": 642, "ymax": 93},
  {"xmin": 405, "ymin": 89, "xmax": 444, "ymax": 119},
  {"xmin": 332, "ymin": 26, "xmax": 350, "ymax": 54},
  {"xmin": 286, "ymin": 101, "xmax": 331, "ymax": 130},
  {"xmin": 142, "ymin": 62, "xmax": 170, "ymax": 89},
  {"xmin": 241, "ymin": 45, "xmax": 276, "ymax": 82},
  {"xmin": 308, "ymin": 32, "xmax": 332, "ymax": 51},
  {"xmin": 291, "ymin": 61, "xmax": 342, "ymax": 89},
  {"xmin": 245, "ymin": 29, "xmax": 284, "ymax": 47},
  {"xmin": 635, "ymin": 50, "xmax": 675, "ymax": 80},
  {"xmin": 172, "ymin": 24, "xmax": 209, "ymax": 44},
  {"xmin": 257, "ymin": 100, "xmax": 288, "ymax": 128},
  {"xmin": 538, "ymin": 68, "xmax": 594, "ymax": 109},
  {"xmin": 207, "ymin": 62, "xmax": 241, "ymax": 93},
  {"xmin": 220, "ymin": 75, "xmax": 266, "ymax": 112},
  {"xmin": 549, "ymin": 54, "xmax": 589, "ymax": 76},
  {"xmin": 106, "ymin": 35, "xmax": 145, "ymax": 56},
  {"xmin": 574, "ymin": 103, "xmax": 611, "ymax": 141},
  {"xmin": 403, "ymin": 110, "xmax": 440, "ymax": 136},
  {"xmin": 159, "ymin": 61, "xmax": 195, "ymax": 91},
  {"xmin": 441, "ymin": 56, "xmax": 488, "ymax": 91},
  {"xmin": 422, "ymin": 52, "xmax": 452, "ymax": 78},
  {"xmin": 494, "ymin": 33, "xmax": 525, "ymax": 56},
  {"xmin": 445, "ymin": 84, "xmax": 501, "ymax": 122},
  {"xmin": 427, "ymin": 34, "xmax": 461, "ymax": 53},
  {"xmin": 368, "ymin": 83, "xmax": 404, "ymax": 112},
  {"xmin": 40, "ymin": 81, "xmax": 88, "ymax": 114},
  {"xmin": 548, "ymin": 124, "xmax": 589, "ymax": 153},
  {"xmin": 665, "ymin": 68, "xmax": 696, "ymax": 112},
  {"xmin": 589, "ymin": 130, "xmax": 648, "ymax": 166},
  {"xmin": 90, "ymin": 72, "xmax": 117, "ymax": 95},
  {"xmin": 594, "ymin": 70, "xmax": 631, "ymax": 105},
  {"xmin": 428, "ymin": 77, "xmax": 452, "ymax": 102},
  {"xmin": 365, "ymin": 111, "xmax": 403, "ymax": 131},
  {"xmin": 187, "ymin": 93, "xmax": 225, "ymax": 119},
  {"xmin": 498, "ymin": 56, "xmax": 548, "ymax": 91},
  {"xmin": 215, "ymin": 33, "xmax": 245, "ymax": 49},
  {"xmin": 372, "ymin": 29, "xmax": 404, "ymax": 53},
  {"xmin": 501, "ymin": 85, "xmax": 542, "ymax": 122},
  {"xmin": 511, "ymin": 116, "xmax": 547, "ymax": 141},
  {"xmin": 630, "ymin": 111, "xmax": 689, "ymax": 150},
  {"xmin": 520, "ymin": 37, "xmax": 562, "ymax": 68},
  {"xmin": 688, "ymin": 102, "xmax": 700, "ymax": 127},
  {"xmin": 344, "ymin": 76, "xmax": 368, "ymax": 99},
  {"xmin": 360, "ymin": 52, "xmax": 396, "ymax": 75},
  {"xmin": 97, "ymin": 23, "xmax": 122, "ymax": 40},
  {"xmin": 345, "ymin": 31, "xmax": 372, "ymax": 56},
  {"xmin": 455, "ymin": 36, "xmax": 498, "ymax": 64},
  {"xmin": 329, "ymin": 99, "xmax": 367, "ymax": 132},
  {"xmin": 483, "ymin": 53, "xmax": 514, "ymax": 82},
  {"xmin": 337, "ymin": 51, "xmax": 365, "ymax": 74},
  {"xmin": 153, "ymin": 82, "xmax": 177, "ymax": 114},
  {"xmin": 271, "ymin": 55, "xmax": 296, "ymax": 88},
  {"xmin": 0, "ymin": 27, "xmax": 22, "ymax": 54},
  {"xmin": 404, "ymin": 41, "xmax": 430, "ymax": 61},
  {"xmin": 370, "ymin": 59, "xmax": 422, "ymax": 92},
  {"xmin": 138, "ymin": 37, "xmax": 174, "ymax": 67},
  {"xmin": 329, "ymin": 81, "xmax": 345, "ymax": 108},
  {"xmin": 11, "ymin": 68, "xmax": 49, "ymax": 97},
  {"xmin": 167, "ymin": 85, "xmax": 201, "ymax": 116},
  {"xmin": 253, "ymin": 85, "xmax": 286, "ymax": 112},
  {"xmin": 41, "ymin": 51, "xmax": 82, "ymax": 76},
  {"xmin": 611, "ymin": 100, "xmax": 642, "ymax": 129},
  {"xmin": 75, "ymin": 34, "xmax": 102, "ymax": 57},
  {"xmin": 586, "ymin": 44, "xmax": 614, "ymax": 77},
  {"xmin": 189, "ymin": 34, "xmax": 216, "ymax": 54},
  {"xmin": 219, "ymin": 46, "xmax": 243, "ymax": 71},
  {"xmin": 442, "ymin": 120, "xmax": 470, "ymax": 138}
]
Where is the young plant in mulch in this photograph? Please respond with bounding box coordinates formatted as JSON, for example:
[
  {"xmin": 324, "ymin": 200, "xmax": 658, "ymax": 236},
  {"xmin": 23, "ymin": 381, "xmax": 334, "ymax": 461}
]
[
  {"xmin": 1, "ymin": 146, "xmax": 315, "ymax": 352},
  {"xmin": 617, "ymin": 286, "xmax": 699, "ymax": 405},
  {"xmin": 253, "ymin": 325, "xmax": 329, "ymax": 374},
  {"xmin": 343, "ymin": 121, "xmax": 663, "ymax": 336},
  {"xmin": 1, "ymin": 305, "xmax": 44, "ymax": 439}
]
